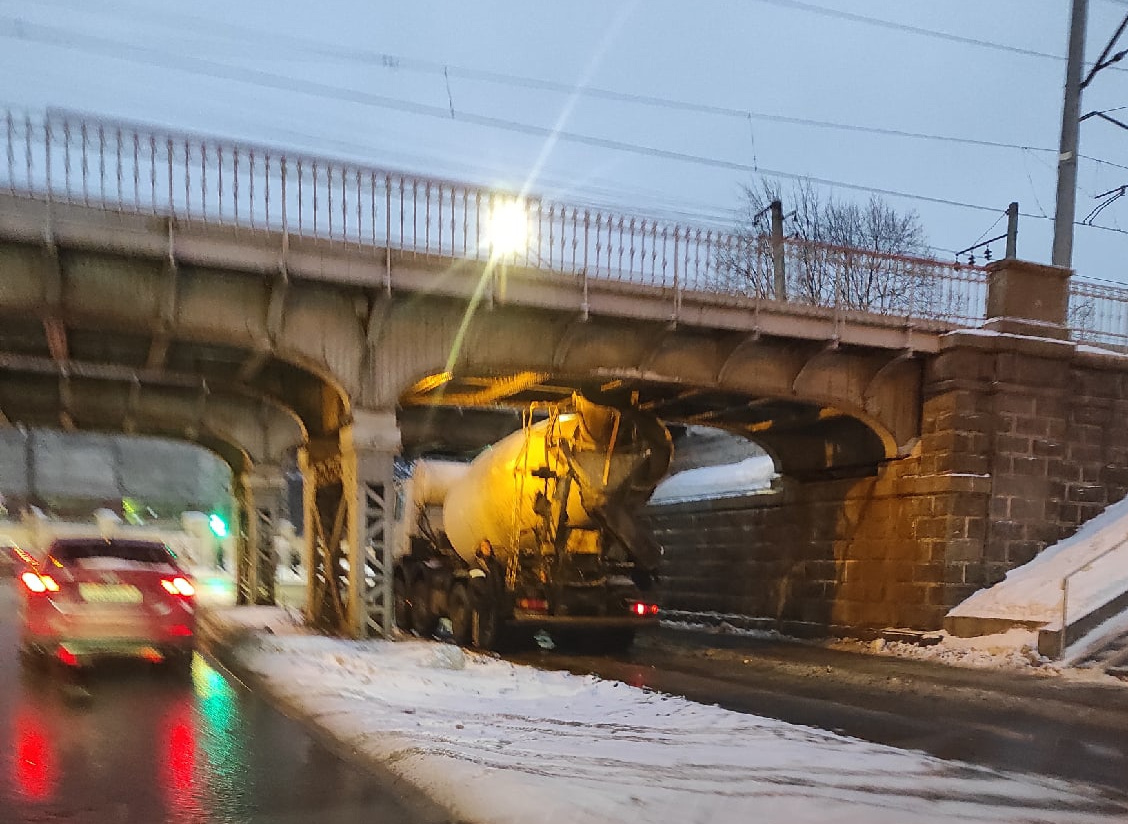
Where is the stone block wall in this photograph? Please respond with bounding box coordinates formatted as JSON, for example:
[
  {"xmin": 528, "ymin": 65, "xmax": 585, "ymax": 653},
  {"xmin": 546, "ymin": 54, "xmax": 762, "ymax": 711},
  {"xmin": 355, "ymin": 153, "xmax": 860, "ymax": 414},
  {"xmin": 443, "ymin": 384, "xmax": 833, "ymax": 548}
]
[
  {"xmin": 928, "ymin": 333, "xmax": 1128, "ymax": 588},
  {"xmin": 650, "ymin": 331, "xmax": 1128, "ymax": 636},
  {"xmin": 648, "ymin": 459, "xmax": 991, "ymax": 634}
]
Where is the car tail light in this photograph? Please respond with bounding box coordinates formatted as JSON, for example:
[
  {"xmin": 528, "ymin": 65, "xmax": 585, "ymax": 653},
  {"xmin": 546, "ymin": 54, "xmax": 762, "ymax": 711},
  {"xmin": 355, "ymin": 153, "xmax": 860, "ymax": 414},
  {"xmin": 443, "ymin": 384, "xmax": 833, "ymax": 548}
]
[
  {"xmin": 516, "ymin": 597, "xmax": 549, "ymax": 612},
  {"xmin": 56, "ymin": 647, "xmax": 78, "ymax": 667},
  {"xmin": 21, "ymin": 572, "xmax": 59, "ymax": 594},
  {"xmin": 168, "ymin": 624, "xmax": 193, "ymax": 637},
  {"xmin": 629, "ymin": 601, "xmax": 659, "ymax": 616},
  {"xmin": 161, "ymin": 577, "xmax": 196, "ymax": 597}
]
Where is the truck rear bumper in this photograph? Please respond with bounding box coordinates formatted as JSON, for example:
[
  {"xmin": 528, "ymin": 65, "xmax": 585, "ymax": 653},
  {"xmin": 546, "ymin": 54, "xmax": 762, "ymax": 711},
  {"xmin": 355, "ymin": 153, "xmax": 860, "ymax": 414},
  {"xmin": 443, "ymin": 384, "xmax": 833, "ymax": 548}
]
[{"xmin": 507, "ymin": 612, "xmax": 658, "ymax": 630}]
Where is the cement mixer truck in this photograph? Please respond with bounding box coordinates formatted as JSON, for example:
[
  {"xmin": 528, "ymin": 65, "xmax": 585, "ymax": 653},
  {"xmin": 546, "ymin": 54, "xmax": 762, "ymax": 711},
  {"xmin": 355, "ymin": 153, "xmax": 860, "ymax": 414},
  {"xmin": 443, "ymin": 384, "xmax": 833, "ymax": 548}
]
[{"xmin": 392, "ymin": 395, "xmax": 672, "ymax": 651}]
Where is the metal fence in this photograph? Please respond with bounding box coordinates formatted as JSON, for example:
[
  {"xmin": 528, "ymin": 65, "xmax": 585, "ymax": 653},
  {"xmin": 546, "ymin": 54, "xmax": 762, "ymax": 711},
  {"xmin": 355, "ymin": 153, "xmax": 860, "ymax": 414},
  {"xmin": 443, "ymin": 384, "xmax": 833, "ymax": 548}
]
[
  {"xmin": 13, "ymin": 106, "xmax": 1105, "ymax": 334},
  {"xmin": 1068, "ymin": 279, "xmax": 1128, "ymax": 351}
]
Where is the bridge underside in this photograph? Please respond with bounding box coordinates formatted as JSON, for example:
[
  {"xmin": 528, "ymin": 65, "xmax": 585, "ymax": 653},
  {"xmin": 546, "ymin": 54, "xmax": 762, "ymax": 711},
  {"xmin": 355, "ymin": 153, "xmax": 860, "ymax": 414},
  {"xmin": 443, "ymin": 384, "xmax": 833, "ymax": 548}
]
[{"xmin": 401, "ymin": 371, "xmax": 891, "ymax": 480}]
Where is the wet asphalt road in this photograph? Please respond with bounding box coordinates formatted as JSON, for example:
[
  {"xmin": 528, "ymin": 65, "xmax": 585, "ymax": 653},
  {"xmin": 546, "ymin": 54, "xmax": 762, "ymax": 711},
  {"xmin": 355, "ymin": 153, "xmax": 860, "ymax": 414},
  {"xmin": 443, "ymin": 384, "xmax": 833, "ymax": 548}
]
[
  {"xmin": 508, "ymin": 628, "xmax": 1128, "ymax": 799},
  {"xmin": 0, "ymin": 581, "xmax": 446, "ymax": 824}
]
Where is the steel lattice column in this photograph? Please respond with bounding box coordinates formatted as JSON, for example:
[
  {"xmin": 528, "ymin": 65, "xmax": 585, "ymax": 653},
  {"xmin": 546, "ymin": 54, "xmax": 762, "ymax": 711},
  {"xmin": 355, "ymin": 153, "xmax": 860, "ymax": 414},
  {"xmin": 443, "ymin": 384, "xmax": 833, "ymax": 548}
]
[
  {"xmin": 349, "ymin": 449, "xmax": 395, "ymax": 639},
  {"xmin": 239, "ymin": 465, "xmax": 286, "ymax": 606},
  {"xmin": 300, "ymin": 410, "xmax": 400, "ymax": 638}
]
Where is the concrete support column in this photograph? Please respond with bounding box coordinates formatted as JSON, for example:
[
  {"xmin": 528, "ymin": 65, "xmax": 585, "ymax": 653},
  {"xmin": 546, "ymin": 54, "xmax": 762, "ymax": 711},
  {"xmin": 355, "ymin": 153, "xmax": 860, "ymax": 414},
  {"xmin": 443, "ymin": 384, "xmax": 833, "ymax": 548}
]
[
  {"xmin": 299, "ymin": 409, "xmax": 400, "ymax": 638},
  {"xmin": 237, "ymin": 464, "xmax": 286, "ymax": 606}
]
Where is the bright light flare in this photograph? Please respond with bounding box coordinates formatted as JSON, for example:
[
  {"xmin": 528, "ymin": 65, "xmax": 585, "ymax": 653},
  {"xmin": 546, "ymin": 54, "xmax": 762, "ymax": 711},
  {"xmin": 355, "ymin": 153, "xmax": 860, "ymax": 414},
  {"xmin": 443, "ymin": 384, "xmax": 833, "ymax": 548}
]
[
  {"xmin": 21, "ymin": 572, "xmax": 57, "ymax": 593},
  {"xmin": 162, "ymin": 577, "xmax": 196, "ymax": 597},
  {"xmin": 488, "ymin": 199, "xmax": 529, "ymax": 257}
]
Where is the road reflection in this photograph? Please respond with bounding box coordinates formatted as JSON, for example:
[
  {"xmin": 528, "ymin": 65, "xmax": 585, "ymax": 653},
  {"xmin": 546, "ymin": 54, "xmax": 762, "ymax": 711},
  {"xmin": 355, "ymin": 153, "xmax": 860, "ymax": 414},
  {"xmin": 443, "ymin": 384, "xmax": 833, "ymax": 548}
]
[
  {"xmin": 5, "ymin": 655, "xmax": 248, "ymax": 823},
  {"xmin": 13, "ymin": 707, "xmax": 55, "ymax": 802}
]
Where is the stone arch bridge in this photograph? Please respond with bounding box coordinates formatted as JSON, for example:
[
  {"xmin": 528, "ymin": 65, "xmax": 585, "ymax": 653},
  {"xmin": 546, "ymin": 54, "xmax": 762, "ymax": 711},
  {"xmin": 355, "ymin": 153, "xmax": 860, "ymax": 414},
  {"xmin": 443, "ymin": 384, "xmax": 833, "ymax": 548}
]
[{"xmin": 3, "ymin": 110, "xmax": 1128, "ymax": 637}]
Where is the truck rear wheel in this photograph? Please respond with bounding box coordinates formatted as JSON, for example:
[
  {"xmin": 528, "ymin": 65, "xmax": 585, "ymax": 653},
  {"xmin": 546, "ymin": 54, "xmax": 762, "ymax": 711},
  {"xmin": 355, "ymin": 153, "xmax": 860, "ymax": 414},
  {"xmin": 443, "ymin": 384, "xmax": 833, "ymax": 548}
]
[
  {"xmin": 393, "ymin": 575, "xmax": 413, "ymax": 632},
  {"xmin": 448, "ymin": 584, "xmax": 473, "ymax": 646},
  {"xmin": 410, "ymin": 578, "xmax": 437, "ymax": 637},
  {"xmin": 472, "ymin": 601, "xmax": 502, "ymax": 651}
]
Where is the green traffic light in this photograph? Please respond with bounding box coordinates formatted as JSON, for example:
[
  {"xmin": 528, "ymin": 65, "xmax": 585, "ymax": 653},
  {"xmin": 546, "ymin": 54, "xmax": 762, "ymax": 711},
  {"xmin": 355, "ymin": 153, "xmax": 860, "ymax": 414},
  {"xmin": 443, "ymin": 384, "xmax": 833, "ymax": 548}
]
[{"xmin": 208, "ymin": 513, "xmax": 229, "ymax": 538}]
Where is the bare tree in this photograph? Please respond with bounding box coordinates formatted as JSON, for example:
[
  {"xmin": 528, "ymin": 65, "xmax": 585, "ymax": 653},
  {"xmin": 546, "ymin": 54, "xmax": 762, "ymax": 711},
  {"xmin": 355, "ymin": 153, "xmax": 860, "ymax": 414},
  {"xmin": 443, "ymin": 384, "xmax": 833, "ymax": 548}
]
[{"xmin": 715, "ymin": 179, "xmax": 937, "ymax": 316}]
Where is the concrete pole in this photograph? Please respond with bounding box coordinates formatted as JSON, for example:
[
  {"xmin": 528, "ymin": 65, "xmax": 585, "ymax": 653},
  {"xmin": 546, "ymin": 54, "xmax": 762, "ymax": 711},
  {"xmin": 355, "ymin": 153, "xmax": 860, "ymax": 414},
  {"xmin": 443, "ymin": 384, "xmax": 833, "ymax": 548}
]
[
  {"xmin": 770, "ymin": 199, "xmax": 786, "ymax": 300},
  {"xmin": 1005, "ymin": 202, "xmax": 1019, "ymax": 260},
  {"xmin": 1052, "ymin": 0, "xmax": 1088, "ymax": 268}
]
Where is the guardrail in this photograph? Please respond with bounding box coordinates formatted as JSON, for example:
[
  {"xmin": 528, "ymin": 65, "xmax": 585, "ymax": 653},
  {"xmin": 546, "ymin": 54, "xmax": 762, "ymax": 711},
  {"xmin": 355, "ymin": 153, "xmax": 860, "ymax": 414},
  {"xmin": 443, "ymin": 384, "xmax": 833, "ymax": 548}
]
[
  {"xmin": 6, "ymin": 105, "xmax": 1097, "ymax": 334},
  {"xmin": 1056, "ymin": 536, "xmax": 1128, "ymax": 656}
]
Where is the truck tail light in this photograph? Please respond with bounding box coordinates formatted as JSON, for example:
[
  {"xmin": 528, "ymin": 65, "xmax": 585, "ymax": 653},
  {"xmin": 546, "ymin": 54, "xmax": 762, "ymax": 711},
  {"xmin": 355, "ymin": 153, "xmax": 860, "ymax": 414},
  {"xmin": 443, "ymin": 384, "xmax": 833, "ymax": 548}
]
[
  {"xmin": 516, "ymin": 597, "xmax": 549, "ymax": 612},
  {"xmin": 629, "ymin": 601, "xmax": 659, "ymax": 616}
]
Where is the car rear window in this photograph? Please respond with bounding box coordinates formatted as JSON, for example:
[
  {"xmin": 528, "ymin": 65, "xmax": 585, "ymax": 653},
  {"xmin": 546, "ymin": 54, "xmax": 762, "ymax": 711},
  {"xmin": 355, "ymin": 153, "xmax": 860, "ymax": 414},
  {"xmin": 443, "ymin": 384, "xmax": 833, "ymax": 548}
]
[{"xmin": 50, "ymin": 540, "xmax": 174, "ymax": 565}]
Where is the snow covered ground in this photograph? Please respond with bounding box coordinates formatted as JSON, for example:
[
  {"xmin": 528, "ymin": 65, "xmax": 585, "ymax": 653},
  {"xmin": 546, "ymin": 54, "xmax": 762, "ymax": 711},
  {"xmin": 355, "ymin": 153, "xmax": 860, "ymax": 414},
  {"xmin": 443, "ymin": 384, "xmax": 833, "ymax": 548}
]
[{"xmin": 201, "ymin": 607, "xmax": 1128, "ymax": 824}]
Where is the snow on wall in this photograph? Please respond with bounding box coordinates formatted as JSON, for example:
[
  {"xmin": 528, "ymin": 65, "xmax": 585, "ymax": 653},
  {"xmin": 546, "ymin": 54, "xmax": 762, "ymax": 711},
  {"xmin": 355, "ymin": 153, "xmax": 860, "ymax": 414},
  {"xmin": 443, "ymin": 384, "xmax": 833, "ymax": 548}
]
[{"xmin": 649, "ymin": 455, "xmax": 776, "ymax": 505}]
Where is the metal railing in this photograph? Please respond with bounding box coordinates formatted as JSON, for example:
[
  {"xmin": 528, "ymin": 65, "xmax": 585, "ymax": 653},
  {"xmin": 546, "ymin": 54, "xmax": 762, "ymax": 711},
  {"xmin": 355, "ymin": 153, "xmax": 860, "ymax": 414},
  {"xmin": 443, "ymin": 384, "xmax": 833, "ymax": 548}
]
[
  {"xmin": 0, "ymin": 107, "xmax": 1007, "ymax": 329},
  {"xmin": 1069, "ymin": 279, "xmax": 1128, "ymax": 351},
  {"xmin": 1058, "ymin": 535, "xmax": 1128, "ymax": 655}
]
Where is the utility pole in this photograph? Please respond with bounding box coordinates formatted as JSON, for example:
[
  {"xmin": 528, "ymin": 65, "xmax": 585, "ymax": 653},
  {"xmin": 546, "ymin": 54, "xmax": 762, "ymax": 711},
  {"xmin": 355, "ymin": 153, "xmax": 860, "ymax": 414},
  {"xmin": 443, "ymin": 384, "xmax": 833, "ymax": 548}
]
[
  {"xmin": 1052, "ymin": 0, "xmax": 1088, "ymax": 268},
  {"xmin": 770, "ymin": 199, "xmax": 786, "ymax": 300},
  {"xmin": 1005, "ymin": 201, "xmax": 1019, "ymax": 259}
]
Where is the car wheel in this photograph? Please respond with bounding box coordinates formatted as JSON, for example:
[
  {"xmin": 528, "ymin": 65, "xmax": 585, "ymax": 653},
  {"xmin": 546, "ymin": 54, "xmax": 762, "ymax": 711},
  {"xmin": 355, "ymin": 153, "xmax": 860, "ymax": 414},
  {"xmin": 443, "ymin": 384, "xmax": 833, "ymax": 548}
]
[
  {"xmin": 18, "ymin": 642, "xmax": 48, "ymax": 671},
  {"xmin": 165, "ymin": 649, "xmax": 194, "ymax": 676}
]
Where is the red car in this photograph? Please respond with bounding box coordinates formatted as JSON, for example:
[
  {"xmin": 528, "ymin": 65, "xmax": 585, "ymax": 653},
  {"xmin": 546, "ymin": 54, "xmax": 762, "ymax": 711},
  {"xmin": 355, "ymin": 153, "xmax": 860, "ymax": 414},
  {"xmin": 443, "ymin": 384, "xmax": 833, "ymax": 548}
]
[{"xmin": 19, "ymin": 537, "xmax": 197, "ymax": 671}]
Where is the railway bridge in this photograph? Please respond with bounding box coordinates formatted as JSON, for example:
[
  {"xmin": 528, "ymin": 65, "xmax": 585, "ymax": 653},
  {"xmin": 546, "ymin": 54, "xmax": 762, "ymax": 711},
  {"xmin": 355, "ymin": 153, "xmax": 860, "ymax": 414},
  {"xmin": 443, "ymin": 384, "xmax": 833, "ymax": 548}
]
[{"xmin": 3, "ymin": 110, "xmax": 1128, "ymax": 637}]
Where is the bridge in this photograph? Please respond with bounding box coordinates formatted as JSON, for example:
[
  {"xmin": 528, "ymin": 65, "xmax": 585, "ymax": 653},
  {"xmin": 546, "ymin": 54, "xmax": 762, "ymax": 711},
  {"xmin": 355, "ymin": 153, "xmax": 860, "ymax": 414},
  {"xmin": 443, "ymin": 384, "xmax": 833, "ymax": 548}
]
[{"xmin": 3, "ymin": 108, "xmax": 1128, "ymax": 639}]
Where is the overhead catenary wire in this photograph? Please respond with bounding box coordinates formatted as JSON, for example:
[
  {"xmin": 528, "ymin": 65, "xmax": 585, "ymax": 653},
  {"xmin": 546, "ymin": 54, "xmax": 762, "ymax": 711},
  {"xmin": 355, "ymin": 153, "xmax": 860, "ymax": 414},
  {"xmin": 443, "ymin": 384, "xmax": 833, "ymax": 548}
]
[
  {"xmin": 1, "ymin": 15, "xmax": 1126, "ymax": 243},
  {"xmin": 749, "ymin": 0, "xmax": 1127, "ymax": 72},
  {"xmin": 10, "ymin": 0, "xmax": 1126, "ymax": 163},
  {"xmin": 0, "ymin": 17, "xmax": 1075, "ymax": 220}
]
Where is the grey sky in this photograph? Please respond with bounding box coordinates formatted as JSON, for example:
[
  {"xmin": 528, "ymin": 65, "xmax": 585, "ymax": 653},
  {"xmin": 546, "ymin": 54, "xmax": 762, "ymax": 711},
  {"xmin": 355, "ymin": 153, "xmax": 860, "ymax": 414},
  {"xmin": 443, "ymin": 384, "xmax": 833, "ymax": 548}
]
[{"xmin": 1, "ymin": 0, "xmax": 1126, "ymax": 281}]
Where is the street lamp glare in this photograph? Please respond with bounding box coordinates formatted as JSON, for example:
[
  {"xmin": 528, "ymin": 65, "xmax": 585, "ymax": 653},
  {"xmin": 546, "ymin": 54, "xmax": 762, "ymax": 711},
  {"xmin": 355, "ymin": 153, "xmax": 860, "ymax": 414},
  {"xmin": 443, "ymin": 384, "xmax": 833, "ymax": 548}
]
[{"xmin": 488, "ymin": 200, "xmax": 528, "ymax": 256}]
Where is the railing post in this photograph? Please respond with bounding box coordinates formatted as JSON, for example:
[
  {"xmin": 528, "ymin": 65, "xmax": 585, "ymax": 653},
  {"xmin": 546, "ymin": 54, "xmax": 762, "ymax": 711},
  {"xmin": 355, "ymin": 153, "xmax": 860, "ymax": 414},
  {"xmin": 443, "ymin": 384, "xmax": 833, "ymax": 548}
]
[
  {"xmin": 583, "ymin": 209, "xmax": 590, "ymax": 275},
  {"xmin": 166, "ymin": 137, "xmax": 174, "ymax": 215},
  {"xmin": 672, "ymin": 226, "xmax": 681, "ymax": 325},
  {"xmin": 41, "ymin": 117, "xmax": 49, "ymax": 199},
  {"xmin": 1060, "ymin": 577, "xmax": 1069, "ymax": 658},
  {"xmin": 385, "ymin": 174, "xmax": 393, "ymax": 294},
  {"xmin": 280, "ymin": 158, "xmax": 288, "ymax": 234}
]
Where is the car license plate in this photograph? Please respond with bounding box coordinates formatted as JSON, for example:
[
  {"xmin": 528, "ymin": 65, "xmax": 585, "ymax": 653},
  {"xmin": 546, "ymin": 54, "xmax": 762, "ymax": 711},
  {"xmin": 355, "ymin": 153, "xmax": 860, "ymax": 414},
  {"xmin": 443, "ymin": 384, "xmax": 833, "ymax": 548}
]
[{"xmin": 78, "ymin": 583, "xmax": 143, "ymax": 604}]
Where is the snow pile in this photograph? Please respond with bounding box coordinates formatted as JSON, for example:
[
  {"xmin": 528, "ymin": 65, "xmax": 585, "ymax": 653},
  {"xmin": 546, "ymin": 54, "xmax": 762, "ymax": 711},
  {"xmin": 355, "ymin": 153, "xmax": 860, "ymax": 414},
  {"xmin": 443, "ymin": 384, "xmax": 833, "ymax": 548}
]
[
  {"xmin": 649, "ymin": 454, "xmax": 775, "ymax": 504},
  {"xmin": 948, "ymin": 495, "xmax": 1128, "ymax": 625},
  {"xmin": 204, "ymin": 607, "xmax": 1127, "ymax": 824},
  {"xmin": 841, "ymin": 630, "xmax": 1057, "ymax": 673}
]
